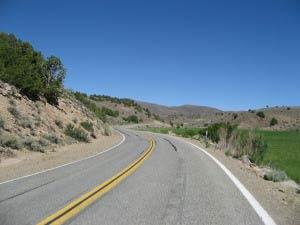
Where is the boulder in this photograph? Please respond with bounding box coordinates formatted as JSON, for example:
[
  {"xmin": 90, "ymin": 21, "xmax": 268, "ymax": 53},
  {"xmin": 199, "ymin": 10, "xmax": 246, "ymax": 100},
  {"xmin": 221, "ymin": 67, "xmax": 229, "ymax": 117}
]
[
  {"xmin": 91, "ymin": 132, "xmax": 97, "ymax": 139},
  {"xmin": 241, "ymin": 155, "xmax": 251, "ymax": 166},
  {"xmin": 0, "ymin": 81, "xmax": 22, "ymax": 99},
  {"xmin": 280, "ymin": 180, "xmax": 300, "ymax": 191}
]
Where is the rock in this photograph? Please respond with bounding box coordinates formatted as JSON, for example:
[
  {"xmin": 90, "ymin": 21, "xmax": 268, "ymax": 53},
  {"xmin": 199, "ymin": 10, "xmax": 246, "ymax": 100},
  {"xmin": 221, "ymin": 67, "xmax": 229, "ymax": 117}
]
[
  {"xmin": 11, "ymin": 86, "xmax": 21, "ymax": 99},
  {"xmin": 0, "ymin": 81, "xmax": 22, "ymax": 99},
  {"xmin": 261, "ymin": 167, "xmax": 273, "ymax": 175},
  {"xmin": 91, "ymin": 132, "xmax": 97, "ymax": 139},
  {"xmin": 241, "ymin": 155, "xmax": 251, "ymax": 166},
  {"xmin": 0, "ymin": 83, "xmax": 11, "ymax": 96},
  {"xmin": 280, "ymin": 180, "xmax": 300, "ymax": 191},
  {"xmin": 254, "ymin": 167, "xmax": 273, "ymax": 178}
]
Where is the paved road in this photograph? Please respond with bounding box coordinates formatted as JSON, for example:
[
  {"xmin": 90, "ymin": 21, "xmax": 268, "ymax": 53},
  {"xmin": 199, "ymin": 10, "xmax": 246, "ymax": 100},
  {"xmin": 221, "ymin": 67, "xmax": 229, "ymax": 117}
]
[{"xmin": 0, "ymin": 128, "xmax": 266, "ymax": 225}]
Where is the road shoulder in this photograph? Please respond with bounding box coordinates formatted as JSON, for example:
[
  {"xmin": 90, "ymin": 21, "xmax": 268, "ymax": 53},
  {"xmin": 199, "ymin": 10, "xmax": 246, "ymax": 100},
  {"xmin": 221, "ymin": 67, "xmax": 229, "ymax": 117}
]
[
  {"xmin": 176, "ymin": 136, "xmax": 300, "ymax": 225},
  {"xmin": 0, "ymin": 132, "xmax": 123, "ymax": 183}
]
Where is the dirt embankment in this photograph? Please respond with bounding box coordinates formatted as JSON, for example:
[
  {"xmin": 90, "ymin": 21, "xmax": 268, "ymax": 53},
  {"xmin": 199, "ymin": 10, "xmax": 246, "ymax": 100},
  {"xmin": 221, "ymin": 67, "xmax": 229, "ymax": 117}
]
[
  {"xmin": 0, "ymin": 131, "xmax": 122, "ymax": 183},
  {"xmin": 179, "ymin": 137, "xmax": 300, "ymax": 225}
]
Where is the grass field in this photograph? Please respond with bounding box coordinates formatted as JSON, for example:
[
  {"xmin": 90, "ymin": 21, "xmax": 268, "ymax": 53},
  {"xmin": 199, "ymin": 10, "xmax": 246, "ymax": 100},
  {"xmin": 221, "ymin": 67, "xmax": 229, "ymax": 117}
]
[
  {"xmin": 142, "ymin": 127, "xmax": 205, "ymax": 137},
  {"xmin": 142, "ymin": 126, "xmax": 300, "ymax": 182},
  {"xmin": 255, "ymin": 130, "xmax": 300, "ymax": 182}
]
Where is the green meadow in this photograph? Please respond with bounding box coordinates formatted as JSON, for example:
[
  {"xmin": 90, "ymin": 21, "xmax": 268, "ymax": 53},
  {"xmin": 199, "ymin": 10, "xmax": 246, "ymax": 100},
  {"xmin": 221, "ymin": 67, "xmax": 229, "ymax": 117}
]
[
  {"xmin": 255, "ymin": 130, "xmax": 300, "ymax": 182},
  {"xmin": 142, "ymin": 126, "xmax": 300, "ymax": 182}
]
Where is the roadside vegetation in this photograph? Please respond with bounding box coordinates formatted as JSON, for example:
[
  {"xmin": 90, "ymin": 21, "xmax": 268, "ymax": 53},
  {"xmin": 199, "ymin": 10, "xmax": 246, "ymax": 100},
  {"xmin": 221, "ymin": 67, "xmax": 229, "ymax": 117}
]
[
  {"xmin": 73, "ymin": 92, "xmax": 119, "ymax": 122},
  {"xmin": 254, "ymin": 130, "xmax": 300, "ymax": 182},
  {"xmin": 64, "ymin": 124, "xmax": 89, "ymax": 143},
  {"xmin": 141, "ymin": 124, "xmax": 300, "ymax": 182},
  {"xmin": 144, "ymin": 127, "xmax": 205, "ymax": 137},
  {"xmin": 90, "ymin": 94, "xmax": 142, "ymax": 111},
  {"xmin": 80, "ymin": 121, "xmax": 94, "ymax": 132},
  {"xmin": 123, "ymin": 115, "xmax": 139, "ymax": 123}
]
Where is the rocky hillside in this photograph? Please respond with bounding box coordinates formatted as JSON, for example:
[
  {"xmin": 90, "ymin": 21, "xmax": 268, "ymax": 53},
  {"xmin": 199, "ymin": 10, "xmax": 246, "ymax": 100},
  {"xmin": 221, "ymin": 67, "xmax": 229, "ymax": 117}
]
[{"xmin": 0, "ymin": 81, "xmax": 106, "ymax": 160}]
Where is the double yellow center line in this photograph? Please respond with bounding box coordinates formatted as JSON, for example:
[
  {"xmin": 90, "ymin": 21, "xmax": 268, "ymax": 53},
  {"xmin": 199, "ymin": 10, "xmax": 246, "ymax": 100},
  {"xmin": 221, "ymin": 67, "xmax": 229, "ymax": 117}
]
[{"xmin": 37, "ymin": 136, "xmax": 155, "ymax": 225}]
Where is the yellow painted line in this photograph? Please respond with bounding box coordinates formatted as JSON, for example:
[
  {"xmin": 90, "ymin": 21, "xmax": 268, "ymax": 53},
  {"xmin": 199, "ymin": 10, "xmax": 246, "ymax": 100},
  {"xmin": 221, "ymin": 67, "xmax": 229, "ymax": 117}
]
[{"xmin": 37, "ymin": 136, "xmax": 155, "ymax": 225}]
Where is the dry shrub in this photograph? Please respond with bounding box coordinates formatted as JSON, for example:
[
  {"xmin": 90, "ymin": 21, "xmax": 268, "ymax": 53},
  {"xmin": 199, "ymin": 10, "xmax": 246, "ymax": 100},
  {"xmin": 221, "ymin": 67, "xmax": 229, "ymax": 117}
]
[{"xmin": 104, "ymin": 123, "xmax": 112, "ymax": 136}]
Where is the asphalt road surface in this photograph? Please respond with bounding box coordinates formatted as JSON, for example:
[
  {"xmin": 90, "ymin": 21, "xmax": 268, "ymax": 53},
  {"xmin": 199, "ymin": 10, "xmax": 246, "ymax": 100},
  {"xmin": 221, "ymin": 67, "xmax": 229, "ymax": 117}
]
[{"xmin": 0, "ymin": 128, "xmax": 268, "ymax": 225}]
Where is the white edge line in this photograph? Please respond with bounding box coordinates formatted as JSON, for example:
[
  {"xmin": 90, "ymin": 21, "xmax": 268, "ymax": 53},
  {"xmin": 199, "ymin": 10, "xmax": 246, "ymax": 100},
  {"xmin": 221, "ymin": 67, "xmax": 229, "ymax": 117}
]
[
  {"xmin": 154, "ymin": 132, "xmax": 277, "ymax": 225},
  {"xmin": 0, "ymin": 129, "xmax": 126, "ymax": 186}
]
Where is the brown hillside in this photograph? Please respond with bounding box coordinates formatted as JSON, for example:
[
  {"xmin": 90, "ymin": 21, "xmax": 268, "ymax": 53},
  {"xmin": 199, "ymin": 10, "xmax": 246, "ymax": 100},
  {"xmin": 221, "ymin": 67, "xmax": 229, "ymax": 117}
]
[
  {"xmin": 138, "ymin": 101, "xmax": 221, "ymax": 119},
  {"xmin": 0, "ymin": 81, "xmax": 107, "ymax": 160}
]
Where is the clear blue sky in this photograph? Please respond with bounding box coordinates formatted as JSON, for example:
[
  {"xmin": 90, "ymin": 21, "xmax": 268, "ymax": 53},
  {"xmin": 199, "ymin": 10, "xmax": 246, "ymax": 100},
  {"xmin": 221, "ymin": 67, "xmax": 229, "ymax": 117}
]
[{"xmin": 1, "ymin": 0, "xmax": 299, "ymax": 110}]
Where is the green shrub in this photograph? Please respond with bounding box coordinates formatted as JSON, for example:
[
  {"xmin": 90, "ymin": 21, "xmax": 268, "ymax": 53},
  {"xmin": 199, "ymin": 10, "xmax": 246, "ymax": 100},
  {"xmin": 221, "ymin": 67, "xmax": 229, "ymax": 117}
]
[
  {"xmin": 264, "ymin": 169, "xmax": 288, "ymax": 182},
  {"xmin": 34, "ymin": 116, "xmax": 42, "ymax": 127},
  {"xmin": 101, "ymin": 107, "xmax": 119, "ymax": 117},
  {"xmin": 64, "ymin": 124, "xmax": 89, "ymax": 142},
  {"xmin": 89, "ymin": 95, "xmax": 143, "ymax": 111},
  {"xmin": 19, "ymin": 117, "xmax": 33, "ymax": 129},
  {"xmin": 73, "ymin": 92, "xmax": 106, "ymax": 122},
  {"xmin": 145, "ymin": 108, "xmax": 152, "ymax": 118},
  {"xmin": 9, "ymin": 99, "xmax": 16, "ymax": 106},
  {"xmin": 55, "ymin": 119, "xmax": 64, "ymax": 129},
  {"xmin": 0, "ymin": 135, "xmax": 22, "ymax": 149},
  {"xmin": 233, "ymin": 113, "xmax": 238, "ymax": 119},
  {"xmin": 38, "ymin": 138, "xmax": 50, "ymax": 147},
  {"xmin": 22, "ymin": 138, "xmax": 44, "ymax": 152},
  {"xmin": 207, "ymin": 123, "xmax": 221, "ymax": 142},
  {"xmin": 124, "ymin": 115, "xmax": 139, "ymax": 123},
  {"xmin": 43, "ymin": 134, "xmax": 61, "ymax": 144},
  {"xmin": 207, "ymin": 123, "xmax": 236, "ymax": 143},
  {"xmin": 153, "ymin": 114, "xmax": 162, "ymax": 121},
  {"xmin": 256, "ymin": 111, "xmax": 265, "ymax": 119},
  {"xmin": 8, "ymin": 106, "xmax": 21, "ymax": 118},
  {"xmin": 80, "ymin": 121, "xmax": 94, "ymax": 132},
  {"xmin": 270, "ymin": 118, "xmax": 278, "ymax": 126},
  {"xmin": 249, "ymin": 134, "xmax": 268, "ymax": 164},
  {"xmin": 225, "ymin": 150, "xmax": 232, "ymax": 157},
  {"xmin": 0, "ymin": 116, "xmax": 4, "ymax": 129},
  {"xmin": 30, "ymin": 142, "xmax": 44, "ymax": 152}
]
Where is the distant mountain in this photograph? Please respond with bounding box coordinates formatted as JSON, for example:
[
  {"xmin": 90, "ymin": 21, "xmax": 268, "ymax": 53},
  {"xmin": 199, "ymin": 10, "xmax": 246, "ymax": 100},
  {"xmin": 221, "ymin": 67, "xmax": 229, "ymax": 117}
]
[
  {"xmin": 137, "ymin": 101, "xmax": 300, "ymax": 130},
  {"xmin": 137, "ymin": 101, "xmax": 222, "ymax": 118}
]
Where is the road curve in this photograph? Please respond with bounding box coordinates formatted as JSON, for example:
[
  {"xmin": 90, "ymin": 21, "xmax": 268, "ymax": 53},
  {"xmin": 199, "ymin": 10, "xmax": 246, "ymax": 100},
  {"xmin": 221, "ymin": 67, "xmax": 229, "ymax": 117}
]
[{"xmin": 0, "ymin": 128, "xmax": 270, "ymax": 225}]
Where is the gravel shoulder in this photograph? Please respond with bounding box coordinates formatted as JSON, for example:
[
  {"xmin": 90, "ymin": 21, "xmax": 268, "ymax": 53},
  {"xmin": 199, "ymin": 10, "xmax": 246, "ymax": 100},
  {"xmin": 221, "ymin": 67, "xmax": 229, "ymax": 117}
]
[
  {"xmin": 0, "ymin": 131, "xmax": 122, "ymax": 183},
  {"xmin": 177, "ymin": 136, "xmax": 300, "ymax": 225}
]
